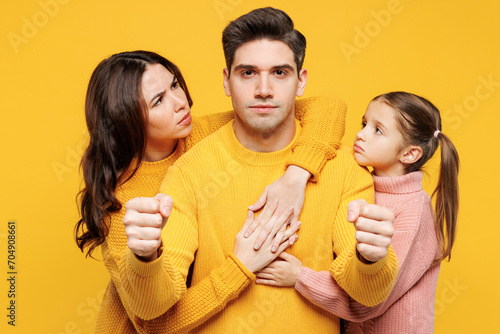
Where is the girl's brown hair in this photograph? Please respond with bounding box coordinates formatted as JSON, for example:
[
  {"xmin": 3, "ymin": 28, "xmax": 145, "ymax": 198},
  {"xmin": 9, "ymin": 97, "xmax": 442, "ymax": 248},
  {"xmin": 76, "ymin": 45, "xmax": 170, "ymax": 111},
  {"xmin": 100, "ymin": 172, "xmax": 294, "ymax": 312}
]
[
  {"xmin": 75, "ymin": 51, "xmax": 192, "ymax": 258},
  {"xmin": 373, "ymin": 91, "xmax": 459, "ymax": 262}
]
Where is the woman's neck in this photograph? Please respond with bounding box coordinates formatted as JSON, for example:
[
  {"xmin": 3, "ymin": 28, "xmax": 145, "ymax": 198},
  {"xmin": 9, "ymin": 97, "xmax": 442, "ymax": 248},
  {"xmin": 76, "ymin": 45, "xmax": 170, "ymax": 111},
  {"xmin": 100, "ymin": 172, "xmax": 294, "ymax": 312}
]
[{"xmin": 143, "ymin": 138, "xmax": 178, "ymax": 162}]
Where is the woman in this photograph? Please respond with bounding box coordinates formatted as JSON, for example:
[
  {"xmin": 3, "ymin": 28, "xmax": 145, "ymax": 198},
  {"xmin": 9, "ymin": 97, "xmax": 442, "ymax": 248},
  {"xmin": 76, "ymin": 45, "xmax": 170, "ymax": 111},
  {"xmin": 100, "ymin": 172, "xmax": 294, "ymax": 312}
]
[{"xmin": 75, "ymin": 50, "xmax": 346, "ymax": 332}]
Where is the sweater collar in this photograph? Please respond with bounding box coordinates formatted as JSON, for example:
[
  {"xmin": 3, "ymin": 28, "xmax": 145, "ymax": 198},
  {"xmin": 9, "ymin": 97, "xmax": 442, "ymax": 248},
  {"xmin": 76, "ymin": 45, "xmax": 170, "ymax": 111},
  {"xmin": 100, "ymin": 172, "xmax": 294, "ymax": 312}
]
[
  {"xmin": 122, "ymin": 139, "xmax": 185, "ymax": 178},
  {"xmin": 217, "ymin": 119, "xmax": 301, "ymax": 166},
  {"xmin": 372, "ymin": 171, "xmax": 423, "ymax": 194}
]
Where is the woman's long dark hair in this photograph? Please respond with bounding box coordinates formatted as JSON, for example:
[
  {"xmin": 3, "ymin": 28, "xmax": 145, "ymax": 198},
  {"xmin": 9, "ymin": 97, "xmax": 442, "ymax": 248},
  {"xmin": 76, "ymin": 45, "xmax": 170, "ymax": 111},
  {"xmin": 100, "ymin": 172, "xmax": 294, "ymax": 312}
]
[
  {"xmin": 373, "ymin": 91, "xmax": 459, "ymax": 262},
  {"xmin": 75, "ymin": 51, "xmax": 193, "ymax": 258}
]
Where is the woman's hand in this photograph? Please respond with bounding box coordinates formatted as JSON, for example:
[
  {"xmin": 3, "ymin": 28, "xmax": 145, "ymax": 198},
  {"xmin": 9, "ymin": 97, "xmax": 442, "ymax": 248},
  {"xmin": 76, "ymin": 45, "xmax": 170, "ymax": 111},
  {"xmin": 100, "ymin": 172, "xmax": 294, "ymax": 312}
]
[
  {"xmin": 245, "ymin": 165, "xmax": 310, "ymax": 252},
  {"xmin": 123, "ymin": 193, "xmax": 173, "ymax": 262},
  {"xmin": 234, "ymin": 210, "xmax": 301, "ymax": 273},
  {"xmin": 255, "ymin": 252, "xmax": 304, "ymax": 287}
]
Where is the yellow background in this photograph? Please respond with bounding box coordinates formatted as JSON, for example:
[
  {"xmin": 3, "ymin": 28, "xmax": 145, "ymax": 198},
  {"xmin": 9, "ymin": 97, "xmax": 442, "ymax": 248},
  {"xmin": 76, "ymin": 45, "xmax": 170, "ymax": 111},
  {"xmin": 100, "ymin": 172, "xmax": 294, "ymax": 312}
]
[{"xmin": 1, "ymin": 0, "xmax": 498, "ymax": 333}]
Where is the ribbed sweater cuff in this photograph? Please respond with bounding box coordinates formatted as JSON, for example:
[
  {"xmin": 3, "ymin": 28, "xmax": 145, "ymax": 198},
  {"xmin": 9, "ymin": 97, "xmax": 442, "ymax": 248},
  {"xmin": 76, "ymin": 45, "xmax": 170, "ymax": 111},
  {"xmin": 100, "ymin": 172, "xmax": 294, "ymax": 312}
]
[
  {"xmin": 127, "ymin": 249, "xmax": 164, "ymax": 277},
  {"xmin": 287, "ymin": 146, "xmax": 330, "ymax": 182},
  {"xmin": 227, "ymin": 253, "xmax": 256, "ymax": 284},
  {"xmin": 354, "ymin": 249, "xmax": 389, "ymax": 275},
  {"xmin": 295, "ymin": 267, "xmax": 326, "ymax": 295}
]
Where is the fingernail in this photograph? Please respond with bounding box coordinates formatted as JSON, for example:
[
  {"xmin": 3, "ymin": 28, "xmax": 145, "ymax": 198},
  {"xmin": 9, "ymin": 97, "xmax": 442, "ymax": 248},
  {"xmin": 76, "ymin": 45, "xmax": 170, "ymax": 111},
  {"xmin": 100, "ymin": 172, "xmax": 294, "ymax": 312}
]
[
  {"xmin": 297, "ymin": 221, "xmax": 301, "ymax": 227},
  {"xmin": 244, "ymin": 232, "xmax": 249, "ymax": 238},
  {"xmin": 248, "ymin": 205, "xmax": 254, "ymax": 210},
  {"xmin": 288, "ymin": 206, "xmax": 294, "ymax": 212},
  {"xmin": 254, "ymin": 243, "xmax": 259, "ymax": 249},
  {"xmin": 271, "ymin": 246, "xmax": 276, "ymax": 252}
]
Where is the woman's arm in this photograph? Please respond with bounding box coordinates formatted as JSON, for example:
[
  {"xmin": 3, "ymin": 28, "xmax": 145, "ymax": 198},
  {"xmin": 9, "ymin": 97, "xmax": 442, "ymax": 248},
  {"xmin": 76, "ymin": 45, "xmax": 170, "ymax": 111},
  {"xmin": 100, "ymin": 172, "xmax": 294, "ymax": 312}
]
[
  {"xmin": 241, "ymin": 96, "xmax": 348, "ymax": 249},
  {"xmin": 186, "ymin": 96, "xmax": 346, "ymax": 172}
]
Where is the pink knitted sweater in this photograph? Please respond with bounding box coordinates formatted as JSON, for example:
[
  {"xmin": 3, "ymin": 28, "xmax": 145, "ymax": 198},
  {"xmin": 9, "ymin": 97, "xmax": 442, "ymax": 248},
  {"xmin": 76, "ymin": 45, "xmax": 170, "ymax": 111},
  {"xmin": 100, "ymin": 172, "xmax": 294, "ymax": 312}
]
[{"xmin": 296, "ymin": 171, "xmax": 441, "ymax": 333}]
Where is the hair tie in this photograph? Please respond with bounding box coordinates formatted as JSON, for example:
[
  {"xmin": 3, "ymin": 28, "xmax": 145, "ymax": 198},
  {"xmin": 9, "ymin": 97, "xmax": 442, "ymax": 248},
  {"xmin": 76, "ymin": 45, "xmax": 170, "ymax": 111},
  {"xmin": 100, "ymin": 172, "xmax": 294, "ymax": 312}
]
[{"xmin": 433, "ymin": 130, "xmax": 441, "ymax": 138}]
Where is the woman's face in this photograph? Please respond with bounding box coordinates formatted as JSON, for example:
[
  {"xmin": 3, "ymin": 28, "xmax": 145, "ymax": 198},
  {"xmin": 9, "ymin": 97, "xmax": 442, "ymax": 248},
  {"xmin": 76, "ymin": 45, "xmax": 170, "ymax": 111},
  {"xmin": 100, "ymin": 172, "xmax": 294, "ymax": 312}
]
[{"xmin": 141, "ymin": 63, "xmax": 192, "ymax": 158}]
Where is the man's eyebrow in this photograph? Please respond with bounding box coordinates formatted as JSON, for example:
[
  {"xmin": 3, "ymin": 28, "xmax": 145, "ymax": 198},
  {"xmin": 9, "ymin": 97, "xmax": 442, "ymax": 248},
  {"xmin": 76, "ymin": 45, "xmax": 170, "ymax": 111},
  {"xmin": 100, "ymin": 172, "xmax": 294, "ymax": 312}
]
[
  {"xmin": 272, "ymin": 64, "xmax": 295, "ymax": 72},
  {"xmin": 233, "ymin": 64, "xmax": 255, "ymax": 71},
  {"xmin": 233, "ymin": 64, "xmax": 296, "ymax": 72}
]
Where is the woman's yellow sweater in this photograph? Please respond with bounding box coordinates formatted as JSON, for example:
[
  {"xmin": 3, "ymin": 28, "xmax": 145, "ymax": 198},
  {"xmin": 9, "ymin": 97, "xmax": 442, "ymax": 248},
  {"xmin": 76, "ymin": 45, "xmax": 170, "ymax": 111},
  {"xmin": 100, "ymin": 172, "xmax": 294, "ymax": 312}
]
[{"xmin": 93, "ymin": 96, "xmax": 349, "ymax": 333}]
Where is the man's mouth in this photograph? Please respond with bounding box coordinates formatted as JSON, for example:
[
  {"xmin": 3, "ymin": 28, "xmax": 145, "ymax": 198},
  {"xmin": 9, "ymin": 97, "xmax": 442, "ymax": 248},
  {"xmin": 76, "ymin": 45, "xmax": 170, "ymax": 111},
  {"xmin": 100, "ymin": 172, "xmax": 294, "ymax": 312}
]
[{"xmin": 250, "ymin": 105, "xmax": 277, "ymax": 114}]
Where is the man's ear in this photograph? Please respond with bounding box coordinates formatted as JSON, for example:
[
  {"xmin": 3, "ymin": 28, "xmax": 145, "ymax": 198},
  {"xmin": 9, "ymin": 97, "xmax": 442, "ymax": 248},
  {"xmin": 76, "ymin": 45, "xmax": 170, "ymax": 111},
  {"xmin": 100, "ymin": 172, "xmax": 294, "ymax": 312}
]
[
  {"xmin": 296, "ymin": 68, "xmax": 308, "ymax": 97},
  {"xmin": 399, "ymin": 145, "xmax": 423, "ymax": 164},
  {"xmin": 223, "ymin": 68, "xmax": 231, "ymax": 97}
]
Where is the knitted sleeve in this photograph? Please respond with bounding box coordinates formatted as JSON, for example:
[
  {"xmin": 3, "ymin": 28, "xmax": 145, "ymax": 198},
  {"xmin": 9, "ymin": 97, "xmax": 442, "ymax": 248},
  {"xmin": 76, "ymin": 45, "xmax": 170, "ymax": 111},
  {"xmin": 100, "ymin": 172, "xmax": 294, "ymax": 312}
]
[
  {"xmin": 133, "ymin": 254, "xmax": 253, "ymax": 333},
  {"xmin": 186, "ymin": 96, "xmax": 346, "ymax": 179},
  {"xmin": 328, "ymin": 153, "xmax": 398, "ymax": 307},
  {"xmin": 289, "ymin": 96, "xmax": 346, "ymax": 181},
  {"xmin": 131, "ymin": 165, "xmax": 254, "ymax": 332},
  {"xmin": 295, "ymin": 192, "xmax": 439, "ymax": 320}
]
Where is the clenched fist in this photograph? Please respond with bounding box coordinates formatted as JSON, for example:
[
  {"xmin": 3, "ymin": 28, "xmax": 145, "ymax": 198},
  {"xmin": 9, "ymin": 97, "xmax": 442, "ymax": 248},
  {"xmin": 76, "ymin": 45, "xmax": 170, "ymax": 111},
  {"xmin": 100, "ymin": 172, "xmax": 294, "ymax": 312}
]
[{"xmin": 123, "ymin": 193, "xmax": 173, "ymax": 262}]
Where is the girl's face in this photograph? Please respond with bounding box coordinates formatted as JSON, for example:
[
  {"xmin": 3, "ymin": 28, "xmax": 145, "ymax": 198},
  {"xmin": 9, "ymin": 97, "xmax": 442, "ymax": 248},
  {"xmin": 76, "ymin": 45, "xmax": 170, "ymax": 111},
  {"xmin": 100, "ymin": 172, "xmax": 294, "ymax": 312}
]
[
  {"xmin": 353, "ymin": 100, "xmax": 406, "ymax": 176},
  {"xmin": 141, "ymin": 63, "xmax": 192, "ymax": 160}
]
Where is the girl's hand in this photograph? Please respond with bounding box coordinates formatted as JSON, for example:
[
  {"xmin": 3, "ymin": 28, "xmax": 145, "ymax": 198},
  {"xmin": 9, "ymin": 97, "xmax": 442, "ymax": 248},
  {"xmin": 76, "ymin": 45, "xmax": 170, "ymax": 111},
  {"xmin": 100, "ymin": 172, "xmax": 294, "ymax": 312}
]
[
  {"xmin": 255, "ymin": 252, "xmax": 304, "ymax": 287},
  {"xmin": 234, "ymin": 210, "xmax": 301, "ymax": 273},
  {"xmin": 245, "ymin": 165, "xmax": 310, "ymax": 252}
]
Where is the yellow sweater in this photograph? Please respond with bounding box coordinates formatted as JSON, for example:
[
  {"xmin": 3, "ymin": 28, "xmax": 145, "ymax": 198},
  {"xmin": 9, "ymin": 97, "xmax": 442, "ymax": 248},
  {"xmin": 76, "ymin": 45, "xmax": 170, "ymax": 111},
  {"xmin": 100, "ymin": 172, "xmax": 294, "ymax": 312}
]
[
  {"xmin": 94, "ymin": 96, "xmax": 348, "ymax": 333},
  {"xmin": 145, "ymin": 122, "xmax": 396, "ymax": 333}
]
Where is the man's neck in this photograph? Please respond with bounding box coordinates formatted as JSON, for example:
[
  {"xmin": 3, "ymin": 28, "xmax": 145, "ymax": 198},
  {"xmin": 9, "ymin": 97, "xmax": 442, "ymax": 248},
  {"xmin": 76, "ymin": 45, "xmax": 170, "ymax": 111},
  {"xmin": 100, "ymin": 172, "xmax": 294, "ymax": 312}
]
[{"xmin": 232, "ymin": 113, "xmax": 297, "ymax": 152}]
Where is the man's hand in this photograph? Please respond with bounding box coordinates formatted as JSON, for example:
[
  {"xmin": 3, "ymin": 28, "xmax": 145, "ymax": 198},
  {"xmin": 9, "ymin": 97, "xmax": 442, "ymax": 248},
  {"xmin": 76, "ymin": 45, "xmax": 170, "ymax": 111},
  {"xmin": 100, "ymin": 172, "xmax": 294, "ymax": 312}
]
[
  {"xmin": 347, "ymin": 199, "xmax": 394, "ymax": 263},
  {"xmin": 123, "ymin": 193, "xmax": 173, "ymax": 262},
  {"xmin": 245, "ymin": 165, "xmax": 310, "ymax": 252}
]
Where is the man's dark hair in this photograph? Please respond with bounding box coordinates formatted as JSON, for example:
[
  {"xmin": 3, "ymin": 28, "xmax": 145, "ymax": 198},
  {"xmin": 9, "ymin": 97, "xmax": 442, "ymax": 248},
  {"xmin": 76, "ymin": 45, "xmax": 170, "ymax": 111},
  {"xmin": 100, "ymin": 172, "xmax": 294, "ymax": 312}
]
[{"xmin": 222, "ymin": 7, "xmax": 306, "ymax": 77}]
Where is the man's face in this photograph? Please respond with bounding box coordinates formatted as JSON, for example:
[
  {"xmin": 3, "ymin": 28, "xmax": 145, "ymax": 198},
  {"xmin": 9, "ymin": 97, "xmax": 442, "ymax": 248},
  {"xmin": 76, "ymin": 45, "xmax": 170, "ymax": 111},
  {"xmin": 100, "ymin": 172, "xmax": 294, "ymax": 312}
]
[{"xmin": 223, "ymin": 39, "xmax": 307, "ymax": 135}]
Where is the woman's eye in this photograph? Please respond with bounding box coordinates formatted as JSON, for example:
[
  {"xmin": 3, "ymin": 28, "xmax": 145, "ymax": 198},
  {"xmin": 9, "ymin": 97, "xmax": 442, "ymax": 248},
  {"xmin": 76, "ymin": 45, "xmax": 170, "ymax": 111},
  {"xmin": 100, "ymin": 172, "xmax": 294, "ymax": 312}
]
[
  {"xmin": 172, "ymin": 81, "xmax": 179, "ymax": 89},
  {"xmin": 154, "ymin": 96, "xmax": 163, "ymax": 107},
  {"xmin": 361, "ymin": 121, "xmax": 366, "ymax": 128},
  {"xmin": 376, "ymin": 127, "xmax": 382, "ymax": 134}
]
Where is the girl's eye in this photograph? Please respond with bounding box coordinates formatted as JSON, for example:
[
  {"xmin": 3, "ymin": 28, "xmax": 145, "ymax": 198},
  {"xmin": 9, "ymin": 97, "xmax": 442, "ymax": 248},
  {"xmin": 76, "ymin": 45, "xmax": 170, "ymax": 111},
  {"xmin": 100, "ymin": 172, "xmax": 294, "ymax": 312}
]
[
  {"xmin": 376, "ymin": 127, "xmax": 382, "ymax": 134},
  {"xmin": 361, "ymin": 121, "xmax": 366, "ymax": 128}
]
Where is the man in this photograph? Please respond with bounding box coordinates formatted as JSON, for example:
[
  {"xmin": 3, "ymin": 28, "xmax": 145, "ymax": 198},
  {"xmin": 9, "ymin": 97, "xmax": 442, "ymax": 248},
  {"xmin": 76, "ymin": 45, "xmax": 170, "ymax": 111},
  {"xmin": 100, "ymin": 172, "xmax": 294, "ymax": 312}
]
[{"xmin": 123, "ymin": 7, "xmax": 397, "ymax": 333}]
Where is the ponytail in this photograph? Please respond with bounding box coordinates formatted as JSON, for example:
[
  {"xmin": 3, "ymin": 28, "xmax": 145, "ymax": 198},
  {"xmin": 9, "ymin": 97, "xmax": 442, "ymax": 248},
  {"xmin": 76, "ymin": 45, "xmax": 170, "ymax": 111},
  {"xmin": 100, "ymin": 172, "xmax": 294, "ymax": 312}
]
[{"xmin": 432, "ymin": 132, "xmax": 460, "ymax": 262}]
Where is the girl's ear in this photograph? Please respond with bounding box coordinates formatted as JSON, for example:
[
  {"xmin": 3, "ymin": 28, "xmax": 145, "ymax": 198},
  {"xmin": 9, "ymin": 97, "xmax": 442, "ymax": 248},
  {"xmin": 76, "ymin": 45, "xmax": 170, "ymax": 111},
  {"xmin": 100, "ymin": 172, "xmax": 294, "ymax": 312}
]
[{"xmin": 399, "ymin": 145, "xmax": 423, "ymax": 164}]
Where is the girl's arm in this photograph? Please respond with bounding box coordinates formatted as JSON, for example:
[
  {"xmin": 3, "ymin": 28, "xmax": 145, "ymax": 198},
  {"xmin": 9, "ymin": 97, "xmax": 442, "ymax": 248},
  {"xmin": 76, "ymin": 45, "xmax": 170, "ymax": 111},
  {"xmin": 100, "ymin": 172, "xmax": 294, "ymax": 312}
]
[{"xmin": 258, "ymin": 196, "xmax": 439, "ymax": 322}]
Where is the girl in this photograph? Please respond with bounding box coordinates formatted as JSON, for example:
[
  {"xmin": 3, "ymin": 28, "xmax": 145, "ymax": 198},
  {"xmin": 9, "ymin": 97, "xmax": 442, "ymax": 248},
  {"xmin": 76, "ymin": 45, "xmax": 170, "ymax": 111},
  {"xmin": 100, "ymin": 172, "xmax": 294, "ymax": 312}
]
[
  {"xmin": 74, "ymin": 51, "xmax": 347, "ymax": 333},
  {"xmin": 256, "ymin": 91, "xmax": 460, "ymax": 333}
]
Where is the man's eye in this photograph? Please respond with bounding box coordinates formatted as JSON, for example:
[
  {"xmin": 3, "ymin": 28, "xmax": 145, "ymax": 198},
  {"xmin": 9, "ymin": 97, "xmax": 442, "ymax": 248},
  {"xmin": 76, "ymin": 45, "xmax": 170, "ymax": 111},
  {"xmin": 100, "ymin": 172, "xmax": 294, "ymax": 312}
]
[
  {"xmin": 275, "ymin": 70, "xmax": 285, "ymax": 76},
  {"xmin": 243, "ymin": 70, "xmax": 253, "ymax": 76}
]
